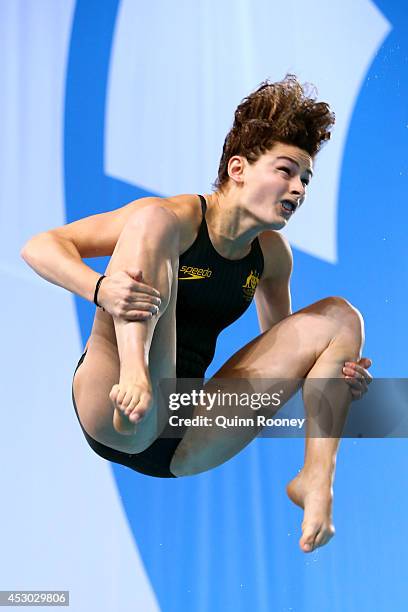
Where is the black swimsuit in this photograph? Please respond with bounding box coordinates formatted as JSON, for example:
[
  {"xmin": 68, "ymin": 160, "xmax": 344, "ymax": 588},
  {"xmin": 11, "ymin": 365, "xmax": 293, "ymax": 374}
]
[{"xmin": 71, "ymin": 195, "xmax": 264, "ymax": 477}]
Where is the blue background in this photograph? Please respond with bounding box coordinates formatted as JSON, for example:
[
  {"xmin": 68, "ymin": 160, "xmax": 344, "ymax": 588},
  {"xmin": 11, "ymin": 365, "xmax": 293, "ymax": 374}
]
[{"xmin": 64, "ymin": 1, "xmax": 407, "ymax": 610}]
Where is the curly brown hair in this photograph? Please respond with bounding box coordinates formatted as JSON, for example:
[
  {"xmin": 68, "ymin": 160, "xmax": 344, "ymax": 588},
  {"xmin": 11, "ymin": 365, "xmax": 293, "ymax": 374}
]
[{"xmin": 213, "ymin": 74, "xmax": 335, "ymax": 191}]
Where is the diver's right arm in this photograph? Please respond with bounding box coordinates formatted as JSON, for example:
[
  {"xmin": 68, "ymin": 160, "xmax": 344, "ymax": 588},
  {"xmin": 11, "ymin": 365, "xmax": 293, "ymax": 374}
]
[
  {"xmin": 21, "ymin": 232, "xmax": 106, "ymax": 303},
  {"xmin": 20, "ymin": 198, "xmax": 162, "ymax": 319}
]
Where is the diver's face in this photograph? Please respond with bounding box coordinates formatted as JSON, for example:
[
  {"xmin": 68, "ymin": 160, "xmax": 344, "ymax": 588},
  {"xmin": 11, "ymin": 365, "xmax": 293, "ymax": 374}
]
[{"xmin": 240, "ymin": 142, "xmax": 314, "ymax": 228}]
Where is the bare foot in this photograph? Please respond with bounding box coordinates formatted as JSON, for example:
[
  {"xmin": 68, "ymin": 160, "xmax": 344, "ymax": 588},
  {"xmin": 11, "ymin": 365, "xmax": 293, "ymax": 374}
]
[
  {"xmin": 286, "ymin": 470, "xmax": 335, "ymax": 553},
  {"xmin": 110, "ymin": 376, "xmax": 153, "ymax": 435}
]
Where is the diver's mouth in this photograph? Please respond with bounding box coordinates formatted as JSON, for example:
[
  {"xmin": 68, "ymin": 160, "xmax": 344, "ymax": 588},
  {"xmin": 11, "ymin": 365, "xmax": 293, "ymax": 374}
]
[{"xmin": 280, "ymin": 200, "xmax": 297, "ymax": 214}]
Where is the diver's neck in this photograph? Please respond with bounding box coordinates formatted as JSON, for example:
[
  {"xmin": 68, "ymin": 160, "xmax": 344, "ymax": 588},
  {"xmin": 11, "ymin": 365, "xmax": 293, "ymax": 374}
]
[{"xmin": 204, "ymin": 191, "xmax": 260, "ymax": 259}]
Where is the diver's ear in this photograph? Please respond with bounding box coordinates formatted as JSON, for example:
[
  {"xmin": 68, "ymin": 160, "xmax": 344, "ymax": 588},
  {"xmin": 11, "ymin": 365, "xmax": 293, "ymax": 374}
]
[{"xmin": 227, "ymin": 155, "xmax": 247, "ymax": 185}]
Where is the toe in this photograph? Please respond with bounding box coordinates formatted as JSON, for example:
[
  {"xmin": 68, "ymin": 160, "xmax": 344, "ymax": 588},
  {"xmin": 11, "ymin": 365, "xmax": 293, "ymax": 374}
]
[
  {"xmin": 316, "ymin": 525, "xmax": 335, "ymax": 548},
  {"xmin": 312, "ymin": 531, "xmax": 327, "ymax": 550},
  {"xmin": 300, "ymin": 524, "xmax": 319, "ymax": 553},
  {"xmin": 307, "ymin": 524, "xmax": 335, "ymax": 551},
  {"xmin": 109, "ymin": 384, "xmax": 119, "ymax": 402}
]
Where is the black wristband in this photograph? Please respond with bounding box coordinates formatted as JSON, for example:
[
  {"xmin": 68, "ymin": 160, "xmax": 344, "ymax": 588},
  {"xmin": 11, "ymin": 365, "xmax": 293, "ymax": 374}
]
[{"xmin": 93, "ymin": 275, "xmax": 106, "ymax": 311}]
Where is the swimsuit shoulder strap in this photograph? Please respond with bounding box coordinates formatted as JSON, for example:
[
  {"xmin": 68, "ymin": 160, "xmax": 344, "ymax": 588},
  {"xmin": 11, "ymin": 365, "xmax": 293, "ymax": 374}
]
[{"xmin": 197, "ymin": 194, "xmax": 207, "ymax": 220}]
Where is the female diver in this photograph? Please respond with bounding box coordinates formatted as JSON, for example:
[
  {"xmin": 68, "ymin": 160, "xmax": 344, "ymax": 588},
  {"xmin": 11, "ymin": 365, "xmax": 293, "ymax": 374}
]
[{"xmin": 21, "ymin": 75, "xmax": 372, "ymax": 553}]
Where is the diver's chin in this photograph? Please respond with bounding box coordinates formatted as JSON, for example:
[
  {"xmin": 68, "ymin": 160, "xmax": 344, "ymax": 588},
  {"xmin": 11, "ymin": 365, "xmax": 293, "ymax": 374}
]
[{"xmin": 269, "ymin": 217, "xmax": 288, "ymax": 230}]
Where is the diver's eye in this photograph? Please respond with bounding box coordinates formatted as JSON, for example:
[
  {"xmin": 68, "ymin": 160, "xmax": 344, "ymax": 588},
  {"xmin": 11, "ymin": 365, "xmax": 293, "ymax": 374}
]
[
  {"xmin": 301, "ymin": 178, "xmax": 309, "ymax": 186},
  {"xmin": 278, "ymin": 166, "xmax": 291, "ymax": 176}
]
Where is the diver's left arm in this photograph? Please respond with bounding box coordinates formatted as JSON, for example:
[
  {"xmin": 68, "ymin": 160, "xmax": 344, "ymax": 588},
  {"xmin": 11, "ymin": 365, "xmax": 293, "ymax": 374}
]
[
  {"xmin": 254, "ymin": 230, "xmax": 293, "ymax": 332},
  {"xmin": 255, "ymin": 231, "xmax": 372, "ymax": 399}
]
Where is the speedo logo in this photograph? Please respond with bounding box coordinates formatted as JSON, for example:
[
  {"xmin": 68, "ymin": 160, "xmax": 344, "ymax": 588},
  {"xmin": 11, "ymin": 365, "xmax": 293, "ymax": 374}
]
[{"xmin": 179, "ymin": 265, "xmax": 212, "ymax": 280}]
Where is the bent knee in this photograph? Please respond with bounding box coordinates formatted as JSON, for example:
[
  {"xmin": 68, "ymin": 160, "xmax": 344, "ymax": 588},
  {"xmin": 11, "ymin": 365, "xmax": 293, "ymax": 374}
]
[
  {"xmin": 125, "ymin": 205, "xmax": 180, "ymax": 246},
  {"xmin": 322, "ymin": 297, "xmax": 365, "ymax": 353},
  {"xmin": 321, "ymin": 296, "xmax": 364, "ymax": 327},
  {"xmin": 306, "ymin": 297, "xmax": 364, "ymax": 351}
]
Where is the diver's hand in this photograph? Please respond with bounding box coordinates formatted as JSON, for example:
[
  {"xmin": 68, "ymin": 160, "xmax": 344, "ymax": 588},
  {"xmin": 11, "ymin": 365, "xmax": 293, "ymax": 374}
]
[
  {"xmin": 342, "ymin": 357, "xmax": 373, "ymax": 400},
  {"xmin": 97, "ymin": 269, "xmax": 161, "ymax": 321}
]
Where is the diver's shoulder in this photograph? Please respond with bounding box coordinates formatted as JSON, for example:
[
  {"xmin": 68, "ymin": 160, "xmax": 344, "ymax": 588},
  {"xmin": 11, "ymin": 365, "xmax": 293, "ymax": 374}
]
[
  {"xmin": 153, "ymin": 193, "xmax": 204, "ymax": 253},
  {"xmin": 258, "ymin": 230, "xmax": 293, "ymax": 281}
]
